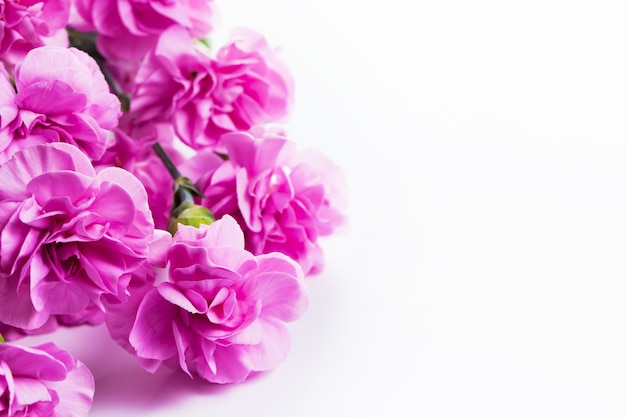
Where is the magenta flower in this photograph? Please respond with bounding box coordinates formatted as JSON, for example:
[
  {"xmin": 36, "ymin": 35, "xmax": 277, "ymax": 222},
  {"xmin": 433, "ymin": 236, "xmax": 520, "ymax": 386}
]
[
  {"xmin": 0, "ymin": 342, "xmax": 94, "ymax": 416},
  {"xmin": 182, "ymin": 128, "xmax": 345, "ymax": 274},
  {"xmin": 0, "ymin": 142, "xmax": 156, "ymax": 331},
  {"xmin": 98, "ymin": 115, "xmax": 184, "ymax": 230},
  {"xmin": 131, "ymin": 26, "xmax": 293, "ymax": 150},
  {"xmin": 72, "ymin": 0, "xmax": 214, "ymax": 63},
  {"xmin": 0, "ymin": 46, "xmax": 121, "ymax": 164},
  {"xmin": 0, "ymin": 0, "xmax": 71, "ymax": 69},
  {"xmin": 105, "ymin": 216, "xmax": 308, "ymax": 384}
]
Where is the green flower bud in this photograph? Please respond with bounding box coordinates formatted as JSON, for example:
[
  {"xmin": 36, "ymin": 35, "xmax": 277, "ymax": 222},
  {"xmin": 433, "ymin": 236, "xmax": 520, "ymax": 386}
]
[{"xmin": 168, "ymin": 202, "xmax": 215, "ymax": 234}]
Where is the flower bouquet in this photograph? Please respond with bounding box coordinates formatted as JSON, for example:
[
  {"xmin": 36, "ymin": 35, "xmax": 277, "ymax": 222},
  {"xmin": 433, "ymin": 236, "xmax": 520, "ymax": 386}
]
[{"xmin": 0, "ymin": 1, "xmax": 345, "ymax": 415}]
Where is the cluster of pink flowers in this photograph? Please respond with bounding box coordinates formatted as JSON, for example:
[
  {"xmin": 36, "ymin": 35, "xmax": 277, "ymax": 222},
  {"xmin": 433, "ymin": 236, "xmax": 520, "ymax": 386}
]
[{"xmin": 0, "ymin": 0, "xmax": 345, "ymax": 414}]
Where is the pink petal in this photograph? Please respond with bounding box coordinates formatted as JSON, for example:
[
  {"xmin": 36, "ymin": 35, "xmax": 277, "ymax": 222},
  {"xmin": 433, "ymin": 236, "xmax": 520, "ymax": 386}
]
[
  {"xmin": 16, "ymin": 47, "xmax": 93, "ymax": 102},
  {"xmin": 0, "ymin": 276, "xmax": 48, "ymax": 329},
  {"xmin": 26, "ymin": 171, "xmax": 94, "ymax": 208},
  {"xmin": 96, "ymin": 167, "xmax": 149, "ymax": 210},
  {"xmin": 206, "ymin": 247, "xmax": 257, "ymax": 275},
  {"xmin": 88, "ymin": 181, "xmax": 136, "ymax": 238},
  {"xmin": 172, "ymin": 321, "xmax": 191, "ymax": 376},
  {"xmin": 30, "ymin": 280, "xmax": 90, "ymax": 317},
  {"xmin": 176, "ymin": 216, "xmax": 245, "ymax": 250},
  {"xmin": 45, "ymin": 360, "xmax": 94, "ymax": 417},
  {"xmin": 157, "ymin": 282, "xmax": 204, "ymax": 314},
  {"xmin": 241, "ymin": 268, "xmax": 307, "ymax": 322},
  {"xmin": 147, "ymin": 229, "xmax": 172, "ymax": 268},
  {"xmin": 205, "ymin": 344, "xmax": 251, "ymax": 384},
  {"xmin": 11, "ymin": 377, "xmax": 52, "ymax": 406},
  {"xmin": 0, "ymin": 144, "xmax": 93, "ymax": 201},
  {"xmin": 129, "ymin": 289, "xmax": 178, "ymax": 361},
  {"xmin": 104, "ymin": 281, "xmax": 153, "ymax": 354},
  {"xmin": 240, "ymin": 318, "xmax": 291, "ymax": 372},
  {"xmin": 0, "ymin": 344, "xmax": 66, "ymax": 380},
  {"xmin": 15, "ymin": 80, "xmax": 88, "ymax": 114}
]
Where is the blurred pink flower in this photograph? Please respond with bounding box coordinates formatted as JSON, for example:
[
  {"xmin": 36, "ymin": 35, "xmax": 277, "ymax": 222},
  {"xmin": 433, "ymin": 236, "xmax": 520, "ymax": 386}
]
[
  {"xmin": 131, "ymin": 26, "xmax": 293, "ymax": 150},
  {"xmin": 0, "ymin": 0, "xmax": 70, "ymax": 69},
  {"xmin": 182, "ymin": 128, "xmax": 346, "ymax": 274},
  {"xmin": 0, "ymin": 342, "xmax": 94, "ymax": 416},
  {"xmin": 105, "ymin": 216, "xmax": 308, "ymax": 384},
  {"xmin": 0, "ymin": 143, "xmax": 156, "ymax": 330},
  {"xmin": 72, "ymin": 0, "xmax": 214, "ymax": 63},
  {"xmin": 0, "ymin": 46, "xmax": 121, "ymax": 163}
]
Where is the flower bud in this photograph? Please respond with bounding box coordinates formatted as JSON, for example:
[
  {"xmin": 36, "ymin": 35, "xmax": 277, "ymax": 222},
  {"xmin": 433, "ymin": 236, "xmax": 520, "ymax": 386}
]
[{"xmin": 168, "ymin": 202, "xmax": 215, "ymax": 234}]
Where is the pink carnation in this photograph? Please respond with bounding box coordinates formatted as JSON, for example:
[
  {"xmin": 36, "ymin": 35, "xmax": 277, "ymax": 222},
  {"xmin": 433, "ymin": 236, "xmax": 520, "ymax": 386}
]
[
  {"xmin": 72, "ymin": 0, "xmax": 214, "ymax": 63},
  {"xmin": 98, "ymin": 115, "xmax": 184, "ymax": 230},
  {"xmin": 131, "ymin": 26, "xmax": 293, "ymax": 150},
  {"xmin": 105, "ymin": 216, "xmax": 308, "ymax": 384},
  {"xmin": 0, "ymin": 0, "xmax": 70, "ymax": 69},
  {"xmin": 0, "ymin": 142, "xmax": 156, "ymax": 330},
  {"xmin": 0, "ymin": 46, "xmax": 121, "ymax": 164},
  {"xmin": 0, "ymin": 342, "xmax": 94, "ymax": 416},
  {"xmin": 182, "ymin": 129, "xmax": 345, "ymax": 274}
]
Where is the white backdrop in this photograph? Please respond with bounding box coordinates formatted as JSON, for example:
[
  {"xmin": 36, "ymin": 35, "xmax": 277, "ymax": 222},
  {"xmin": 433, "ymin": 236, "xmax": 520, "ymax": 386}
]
[{"xmin": 28, "ymin": 1, "xmax": 626, "ymax": 415}]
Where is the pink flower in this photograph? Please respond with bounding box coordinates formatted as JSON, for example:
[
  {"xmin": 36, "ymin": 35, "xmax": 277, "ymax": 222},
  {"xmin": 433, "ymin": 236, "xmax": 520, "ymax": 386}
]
[
  {"xmin": 105, "ymin": 216, "xmax": 308, "ymax": 384},
  {"xmin": 0, "ymin": 0, "xmax": 71, "ymax": 69},
  {"xmin": 0, "ymin": 142, "xmax": 156, "ymax": 331},
  {"xmin": 72, "ymin": 0, "xmax": 214, "ymax": 63},
  {"xmin": 0, "ymin": 46, "xmax": 121, "ymax": 164},
  {"xmin": 182, "ymin": 128, "xmax": 345, "ymax": 274},
  {"xmin": 98, "ymin": 115, "xmax": 183, "ymax": 230},
  {"xmin": 131, "ymin": 26, "xmax": 293, "ymax": 150},
  {"xmin": 0, "ymin": 342, "xmax": 94, "ymax": 416}
]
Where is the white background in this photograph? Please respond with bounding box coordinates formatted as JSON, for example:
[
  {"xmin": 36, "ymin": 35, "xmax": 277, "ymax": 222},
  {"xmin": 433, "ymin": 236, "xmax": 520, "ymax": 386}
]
[{"xmin": 30, "ymin": 1, "xmax": 626, "ymax": 415}]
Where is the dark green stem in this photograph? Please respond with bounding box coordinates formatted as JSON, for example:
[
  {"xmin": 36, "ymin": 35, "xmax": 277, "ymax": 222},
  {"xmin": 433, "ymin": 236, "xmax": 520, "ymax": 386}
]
[
  {"xmin": 151, "ymin": 143, "xmax": 205, "ymax": 208},
  {"xmin": 152, "ymin": 142, "xmax": 181, "ymax": 180}
]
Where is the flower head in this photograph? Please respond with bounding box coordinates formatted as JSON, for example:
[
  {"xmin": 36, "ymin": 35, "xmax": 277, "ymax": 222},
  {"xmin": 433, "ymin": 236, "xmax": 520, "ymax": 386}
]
[
  {"xmin": 0, "ymin": 0, "xmax": 71, "ymax": 69},
  {"xmin": 182, "ymin": 128, "xmax": 345, "ymax": 274},
  {"xmin": 0, "ymin": 142, "xmax": 155, "ymax": 330},
  {"xmin": 131, "ymin": 26, "xmax": 293, "ymax": 150},
  {"xmin": 71, "ymin": 0, "xmax": 214, "ymax": 63},
  {"xmin": 0, "ymin": 342, "xmax": 94, "ymax": 416},
  {"xmin": 0, "ymin": 46, "xmax": 121, "ymax": 164},
  {"xmin": 105, "ymin": 216, "xmax": 308, "ymax": 384}
]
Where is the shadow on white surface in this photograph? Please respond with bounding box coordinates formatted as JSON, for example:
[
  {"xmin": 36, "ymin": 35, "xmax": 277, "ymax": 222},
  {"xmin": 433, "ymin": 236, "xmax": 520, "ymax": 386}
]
[{"xmin": 91, "ymin": 350, "xmax": 234, "ymax": 411}]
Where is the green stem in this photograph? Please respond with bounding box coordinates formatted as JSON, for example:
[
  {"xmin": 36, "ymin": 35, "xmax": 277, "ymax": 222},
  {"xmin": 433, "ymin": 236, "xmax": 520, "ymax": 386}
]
[
  {"xmin": 151, "ymin": 143, "xmax": 205, "ymax": 207},
  {"xmin": 152, "ymin": 142, "xmax": 181, "ymax": 180}
]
